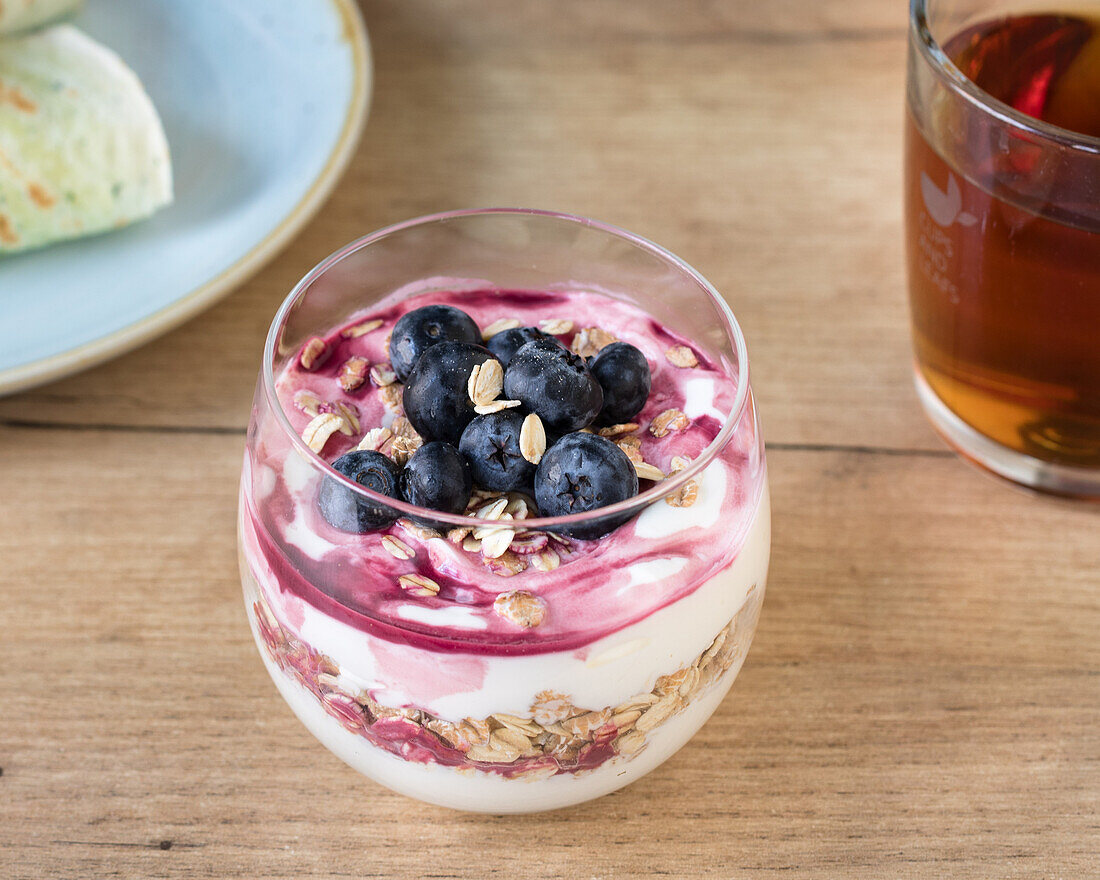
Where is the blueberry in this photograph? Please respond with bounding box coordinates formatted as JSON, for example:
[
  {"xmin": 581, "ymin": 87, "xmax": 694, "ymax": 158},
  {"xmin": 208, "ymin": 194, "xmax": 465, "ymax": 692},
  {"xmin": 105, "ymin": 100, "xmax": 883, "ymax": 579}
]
[
  {"xmin": 486, "ymin": 326, "xmax": 554, "ymax": 366},
  {"xmin": 389, "ymin": 305, "xmax": 481, "ymax": 382},
  {"xmin": 400, "ymin": 441, "xmax": 472, "ymax": 514},
  {"xmin": 318, "ymin": 450, "xmax": 403, "ymax": 533},
  {"xmin": 589, "ymin": 342, "xmax": 652, "ymax": 424},
  {"xmin": 403, "ymin": 341, "xmax": 498, "ymax": 444},
  {"xmin": 459, "ymin": 410, "xmax": 536, "ymax": 492},
  {"xmin": 534, "ymin": 433, "xmax": 639, "ymax": 539},
  {"xmin": 503, "ymin": 342, "xmax": 603, "ymax": 434}
]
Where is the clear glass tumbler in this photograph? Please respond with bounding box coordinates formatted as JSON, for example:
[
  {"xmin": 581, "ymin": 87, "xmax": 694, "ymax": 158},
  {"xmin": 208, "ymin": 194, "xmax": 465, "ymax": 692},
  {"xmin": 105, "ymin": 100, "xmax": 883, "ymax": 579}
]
[
  {"xmin": 905, "ymin": 0, "xmax": 1100, "ymax": 496},
  {"xmin": 239, "ymin": 209, "xmax": 770, "ymax": 812}
]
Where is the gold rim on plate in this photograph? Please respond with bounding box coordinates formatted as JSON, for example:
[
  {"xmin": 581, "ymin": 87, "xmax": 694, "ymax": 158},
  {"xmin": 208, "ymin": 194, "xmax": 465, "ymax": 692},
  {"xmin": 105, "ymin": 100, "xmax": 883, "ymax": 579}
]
[{"xmin": 0, "ymin": 0, "xmax": 372, "ymax": 396}]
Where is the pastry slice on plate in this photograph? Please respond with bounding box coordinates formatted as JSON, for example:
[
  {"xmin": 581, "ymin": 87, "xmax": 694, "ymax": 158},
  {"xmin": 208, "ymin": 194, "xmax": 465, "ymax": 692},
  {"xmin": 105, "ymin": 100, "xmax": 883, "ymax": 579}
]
[{"xmin": 0, "ymin": 23, "xmax": 173, "ymax": 254}]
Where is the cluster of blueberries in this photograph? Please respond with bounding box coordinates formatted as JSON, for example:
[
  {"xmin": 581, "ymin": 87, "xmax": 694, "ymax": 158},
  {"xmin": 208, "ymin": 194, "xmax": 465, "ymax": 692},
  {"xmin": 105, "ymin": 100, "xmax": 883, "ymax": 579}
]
[{"xmin": 318, "ymin": 304, "xmax": 653, "ymax": 539}]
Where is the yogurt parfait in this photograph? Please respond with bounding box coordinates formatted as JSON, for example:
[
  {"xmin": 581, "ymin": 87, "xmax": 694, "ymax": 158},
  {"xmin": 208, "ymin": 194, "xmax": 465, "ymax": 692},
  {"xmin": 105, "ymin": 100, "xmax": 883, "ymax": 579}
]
[{"xmin": 239, "ymin": 209, "xmax": 770, "ymax": 812}]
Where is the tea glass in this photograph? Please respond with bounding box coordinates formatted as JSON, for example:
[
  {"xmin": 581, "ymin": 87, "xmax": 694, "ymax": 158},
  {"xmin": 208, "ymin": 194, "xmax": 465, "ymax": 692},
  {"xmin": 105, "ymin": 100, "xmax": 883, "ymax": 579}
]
[{"xmin": 905, "ymin": 0, "xmax": 1100, "ymax": 496}]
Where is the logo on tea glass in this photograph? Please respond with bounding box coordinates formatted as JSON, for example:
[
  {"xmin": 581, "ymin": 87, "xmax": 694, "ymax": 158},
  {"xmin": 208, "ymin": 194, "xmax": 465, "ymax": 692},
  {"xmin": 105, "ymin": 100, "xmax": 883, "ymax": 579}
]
[{"xmin": 921, "ymin": 171, "xmax": 978, "ymax": 228}]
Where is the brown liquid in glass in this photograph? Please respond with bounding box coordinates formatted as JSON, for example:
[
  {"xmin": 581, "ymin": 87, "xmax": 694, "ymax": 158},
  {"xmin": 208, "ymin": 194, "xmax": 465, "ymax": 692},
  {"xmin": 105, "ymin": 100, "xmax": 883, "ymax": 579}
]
[{"xmin": 906, "ymin": 13, "xmax": 1100, "ymax": 467}]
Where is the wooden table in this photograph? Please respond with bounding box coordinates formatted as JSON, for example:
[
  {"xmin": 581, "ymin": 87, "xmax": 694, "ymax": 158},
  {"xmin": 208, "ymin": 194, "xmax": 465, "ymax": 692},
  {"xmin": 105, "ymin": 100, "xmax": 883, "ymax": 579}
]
[{"xmin": 3, "ymin": 2, "xmax": 1097, "ymax": 877}]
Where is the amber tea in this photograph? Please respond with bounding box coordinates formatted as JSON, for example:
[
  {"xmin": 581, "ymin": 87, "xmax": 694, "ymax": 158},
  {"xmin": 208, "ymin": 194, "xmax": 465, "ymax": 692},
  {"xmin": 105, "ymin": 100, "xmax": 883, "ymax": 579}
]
[{"xmin": 906, "ymin": 8, "xmax": 1100, "ymax": 491}]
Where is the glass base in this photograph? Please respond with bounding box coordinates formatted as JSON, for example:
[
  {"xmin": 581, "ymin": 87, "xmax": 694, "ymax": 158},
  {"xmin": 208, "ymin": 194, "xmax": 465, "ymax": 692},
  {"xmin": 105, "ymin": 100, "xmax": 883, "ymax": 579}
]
[{"xmin": 914, "ymin": 371, "xmax": 1100, "ymax": 499}]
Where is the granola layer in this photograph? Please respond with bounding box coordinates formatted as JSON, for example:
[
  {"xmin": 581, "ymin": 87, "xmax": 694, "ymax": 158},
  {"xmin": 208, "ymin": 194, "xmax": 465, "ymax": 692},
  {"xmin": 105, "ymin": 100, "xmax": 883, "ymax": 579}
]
[{"xmin": 249, "ymin": 583, "xmax": 762, "ymax": 779}]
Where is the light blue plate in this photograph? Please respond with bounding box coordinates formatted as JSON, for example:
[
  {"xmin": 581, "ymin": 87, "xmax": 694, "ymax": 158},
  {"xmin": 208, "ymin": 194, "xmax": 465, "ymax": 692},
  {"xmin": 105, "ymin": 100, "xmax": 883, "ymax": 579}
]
[{"xmin": 0, "ymin": 0, "xmax": 371, "ymax": 394}]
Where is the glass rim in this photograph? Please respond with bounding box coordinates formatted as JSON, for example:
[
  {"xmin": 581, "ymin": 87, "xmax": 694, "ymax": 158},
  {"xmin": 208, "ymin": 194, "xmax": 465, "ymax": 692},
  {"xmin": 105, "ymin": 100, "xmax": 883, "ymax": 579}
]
[
  {"xmin": 261, "ymin": 207, "xmax": 753, "ymax": 531},
  {"xmin": 909, "ymin": 0, "xmax": 1100, "ymax": 154}
]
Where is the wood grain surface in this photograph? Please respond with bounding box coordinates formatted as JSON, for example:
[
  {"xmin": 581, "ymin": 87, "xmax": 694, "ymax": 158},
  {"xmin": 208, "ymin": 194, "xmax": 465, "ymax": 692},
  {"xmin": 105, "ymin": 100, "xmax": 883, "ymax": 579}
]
[{"xmin": 2, "ymin": 2, "xmax": 1097, "ymax": 878}]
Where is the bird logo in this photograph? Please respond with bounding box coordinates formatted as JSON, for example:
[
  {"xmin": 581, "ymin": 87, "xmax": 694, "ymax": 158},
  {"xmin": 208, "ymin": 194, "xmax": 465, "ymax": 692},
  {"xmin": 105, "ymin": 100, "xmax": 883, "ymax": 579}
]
[{"xmin": 920, "ymin": 171, "xmax": 978, "ymax": 228}]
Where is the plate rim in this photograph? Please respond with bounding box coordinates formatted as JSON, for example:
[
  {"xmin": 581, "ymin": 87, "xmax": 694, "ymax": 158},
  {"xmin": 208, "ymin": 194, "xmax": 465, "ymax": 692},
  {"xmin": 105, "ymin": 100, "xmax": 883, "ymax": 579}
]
[{"xmin": 0, "ymin": 0, "xmax": 372, "ymax": 396}]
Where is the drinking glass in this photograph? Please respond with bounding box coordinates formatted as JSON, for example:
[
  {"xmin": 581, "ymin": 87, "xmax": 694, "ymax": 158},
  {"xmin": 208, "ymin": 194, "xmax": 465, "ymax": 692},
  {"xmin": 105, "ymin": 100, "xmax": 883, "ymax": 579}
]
[
  {"xmin": 905, "ymin": 0, "xmax": 1100, "ymax": 496},
  {"xmin": 238, "ymin": 209, "xmax": 771, "ymax": 812}
]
